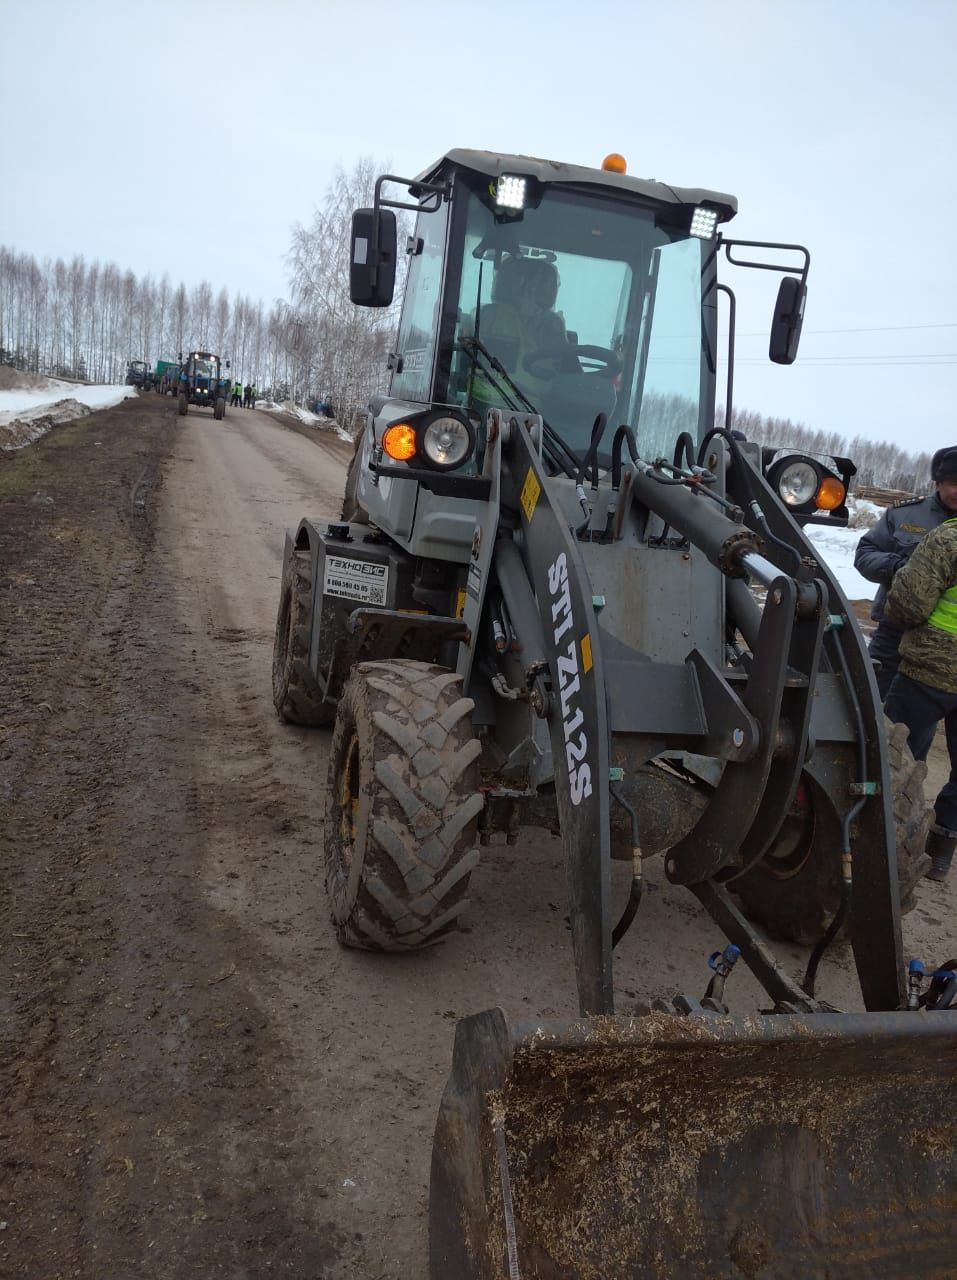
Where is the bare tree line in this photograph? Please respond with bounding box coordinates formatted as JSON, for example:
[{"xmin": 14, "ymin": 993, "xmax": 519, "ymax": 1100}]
[
  {"xmin": 0, "ymin": 249, "xmax": 355, "ymax": 408},
  {"xmin": 0, "ymin": 159, "xmax": 402, "ymax": 429},
  {"xmin": 719, "ymin": 405, "xmax": 933, "ymax": 494},
  {"xmin": 0, "ymin": 246, "xmax": 279, "ymax": 391}
]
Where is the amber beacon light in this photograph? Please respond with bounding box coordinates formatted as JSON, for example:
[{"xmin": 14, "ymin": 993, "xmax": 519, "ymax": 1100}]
[{"xmin": 601, "ymin": 153, "xmax": 627, "ymax": 173}]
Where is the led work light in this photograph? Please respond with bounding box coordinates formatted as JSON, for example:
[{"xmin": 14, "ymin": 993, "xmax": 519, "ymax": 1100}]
[
  {"xmin": 495, "ymin": 175, "xmax": 527, "ymax": 211},
  {"xmin": 690, "ymin": 206, "xmax": 719, "ymax": 239}
]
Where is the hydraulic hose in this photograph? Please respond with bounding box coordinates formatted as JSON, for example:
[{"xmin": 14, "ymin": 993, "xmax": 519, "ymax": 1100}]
[
  {"xmin": 803, "ymin": 624, "xmax": 870, "ymax": 998},
  {"xmin": 673, "ymin": 431, "xmax": 696, "ymax": 472},
  {"xmin": 699, "ymin": 426, "xmax": 802, "ymax": 573},
  {"xmin": 574, "ymin": 413, "xmax": 608, "ymax": 488},
  {"xmin": 610, "ymin": 785, "xmax": 643, "ymax": 948},
  {"xmin": 611, "ymin": 423, "xmax": 640, "ymax": 490}
]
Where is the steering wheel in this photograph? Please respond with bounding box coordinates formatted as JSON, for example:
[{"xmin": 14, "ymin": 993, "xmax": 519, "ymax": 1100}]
[{"xmin": 523, "ymin": 343, "xmax": 622, "ymax": 380}]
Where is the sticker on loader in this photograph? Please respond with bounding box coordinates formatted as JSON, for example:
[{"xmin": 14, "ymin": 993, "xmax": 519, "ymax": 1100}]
[
  {"xmin": 520, "ymin": 468, "xmax": 540, "ymax": 522},
  {"xmin": 323, "ymin": 556, "xmax": 389, "ymax": 605},
  {"xmin": 549, "ymin": 552, "xmax": 592, "ymax": 805}
]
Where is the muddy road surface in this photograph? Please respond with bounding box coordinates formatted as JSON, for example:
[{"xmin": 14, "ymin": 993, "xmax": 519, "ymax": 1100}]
[{"xmin": 2, "ymin": 392, "xmax": 954, "ymax": 1278}]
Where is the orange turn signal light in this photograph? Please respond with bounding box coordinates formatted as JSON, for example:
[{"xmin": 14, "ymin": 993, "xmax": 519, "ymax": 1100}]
[
  {"xmin": 815, "ymin": 476, "xmax": 846, "ymax": 510},
  {"xmin": 382, "ymin": 423, "xmax": 417, "ymax": 462},
  {"xmin": 602, "ymin": 153, "xmax": 627, "ymax": 174}
]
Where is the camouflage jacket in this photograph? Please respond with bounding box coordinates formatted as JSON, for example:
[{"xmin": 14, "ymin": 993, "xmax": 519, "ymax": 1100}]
[
  {"xmin": 854, "ymin": 492, "xmax": 953, "ymax": 624},
  {"xmin": 885, "ymin": 519, "xmax": 957, "ymax": 691}
]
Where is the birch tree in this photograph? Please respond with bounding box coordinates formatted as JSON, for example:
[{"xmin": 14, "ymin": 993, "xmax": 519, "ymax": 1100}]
[{"xmin": 286, "ymin": 156, "xmax": 407, "ymax": 425}]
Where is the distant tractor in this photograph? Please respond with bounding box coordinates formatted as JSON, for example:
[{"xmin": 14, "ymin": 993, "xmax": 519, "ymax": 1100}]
[
  {"xmin": 176, "ymin": 351, "xmax": 231, "ymax": 419},
  {"xmin": 124, "ymin": 359, "xmax": 152, "ymax": 391}
]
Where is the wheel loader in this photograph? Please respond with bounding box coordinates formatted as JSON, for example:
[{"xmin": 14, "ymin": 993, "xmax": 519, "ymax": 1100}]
[{"xmin": 272, "ymin": 149, "xmax": 957, "ymax": 1277}]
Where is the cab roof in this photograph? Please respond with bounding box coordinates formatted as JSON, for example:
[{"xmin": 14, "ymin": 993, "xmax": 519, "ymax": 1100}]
[{"xmin": 416, "ymin": 148, "xmax": 738, "ymax": 223}]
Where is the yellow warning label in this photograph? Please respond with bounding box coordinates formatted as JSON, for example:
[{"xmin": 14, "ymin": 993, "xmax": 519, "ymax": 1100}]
[
  {"xmin": 455, "ymin": 589, "xmax": 467, "ymax": 619},
  {"xmin": 520, "ymin": 468, "xmax": 541, "ymax": 522},
  {"xmin": 581, "ymin": 633, "xmax": 593, "ymax": 675}
]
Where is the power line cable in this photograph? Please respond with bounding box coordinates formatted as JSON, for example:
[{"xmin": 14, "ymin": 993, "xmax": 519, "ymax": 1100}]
[
  {"xmin": 734, "ymin": 357, "xmax": 957, "ymax": 366},
  {"xmin": 735, "ymin": 322, "xmax": 957, "ymax": 338}
]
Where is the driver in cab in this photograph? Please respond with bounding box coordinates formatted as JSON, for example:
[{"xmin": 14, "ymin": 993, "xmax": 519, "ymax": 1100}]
[{"xmin": 466, "ymin": 253, "xmax": 568, "ymax": 403}]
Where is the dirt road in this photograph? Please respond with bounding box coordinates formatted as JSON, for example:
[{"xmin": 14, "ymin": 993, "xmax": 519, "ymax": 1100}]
[{"xmin": 2, "ymin": 393, "xmax": 954, "ymax": 1278}]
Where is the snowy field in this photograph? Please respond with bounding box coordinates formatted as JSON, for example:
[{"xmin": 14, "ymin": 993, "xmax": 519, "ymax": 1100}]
[
  {"xmin": 0, "ymin": 379, "xmax": 136, "ymax": 421},
  {"xmin": 0, "ymin": 374, "xmax": 878, "ymax": 601},
  {"xmin": 804, "ymin": 523, "xmax": 875, "ymax": 602},
  {"xmin": 0, "ymin": 377, "xmax": 137, "ymax": 450}
]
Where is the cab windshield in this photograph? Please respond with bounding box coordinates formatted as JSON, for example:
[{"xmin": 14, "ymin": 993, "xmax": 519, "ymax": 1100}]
[
  {"xmin": 445, "ymin": 182, "xmax": 713, "ymax": 460},
  {"xmin": 191, "ymin": 358, "xmax": 215, "ymax": 379}
]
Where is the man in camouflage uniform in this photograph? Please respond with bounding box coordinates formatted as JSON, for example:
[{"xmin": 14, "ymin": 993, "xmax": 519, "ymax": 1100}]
[
  {"xmin": 855, "ymin": 447, "xmax": 957, "ymax": 697},
  {"xmin": 884, "ymin": 512, "xmax": 957, "ymax": 882}
]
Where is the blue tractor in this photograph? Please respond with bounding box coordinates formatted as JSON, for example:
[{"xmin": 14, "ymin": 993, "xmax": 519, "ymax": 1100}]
[{"xmin": 176, "ymin": 350, "xmax": 231, "ymax": 419}]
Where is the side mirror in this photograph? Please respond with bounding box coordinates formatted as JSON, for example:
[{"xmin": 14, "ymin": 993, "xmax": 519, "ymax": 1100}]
[
  {"xmin": 226, "ymin": 359, "xmax": 231, "ymax": 369},
  {"xmin": 769, "ymin": 276, "xmax": 807, "ymax": 365},
  {"xmin": 350, "ymin": 208, "xmax": 397, "ymax": 307}
]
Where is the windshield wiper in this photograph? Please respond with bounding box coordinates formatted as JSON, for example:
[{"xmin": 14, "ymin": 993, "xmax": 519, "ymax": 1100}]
[{"xmin": 456, "ymin": 336, "xmax": 580, "ymax": 477}]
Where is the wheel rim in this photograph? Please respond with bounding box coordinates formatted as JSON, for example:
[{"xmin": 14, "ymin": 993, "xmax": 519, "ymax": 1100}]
[{"xmin": 755, "ymin": 781, "xmax": 815, "ymax": 880}]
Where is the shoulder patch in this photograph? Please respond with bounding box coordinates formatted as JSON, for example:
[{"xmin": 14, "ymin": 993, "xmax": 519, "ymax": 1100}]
[{"xmin": 893, "ymin": 496, "xmax": 924, "ymax": 508}]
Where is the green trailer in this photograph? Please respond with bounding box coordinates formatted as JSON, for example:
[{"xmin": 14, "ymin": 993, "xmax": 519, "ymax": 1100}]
[{"xmin": 154, "ymin": 360, "xmax": 180, "ymax": 394}]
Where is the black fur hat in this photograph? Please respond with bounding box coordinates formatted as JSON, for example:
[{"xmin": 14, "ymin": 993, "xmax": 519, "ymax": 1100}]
[{"xmin": 931, "ymin": 447, "xmax": 957, "ymax": 481}]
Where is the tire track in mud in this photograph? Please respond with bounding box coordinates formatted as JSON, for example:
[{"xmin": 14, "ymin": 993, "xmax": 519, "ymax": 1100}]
[{"xmin": 0, "ymin": 398, "xmax": 350, "ymax": 1278}]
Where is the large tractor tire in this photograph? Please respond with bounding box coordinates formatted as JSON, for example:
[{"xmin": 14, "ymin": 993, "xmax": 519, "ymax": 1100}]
[
  {"xmin": 734, "ymin": 717, "xmax": 931, "ymax": 944},
  {"xmin": 324, "ymin": 660, "xmax": 483, "ymax": 951},
  {"xmin": 214, "ymin": 396, "xmax": 225, "ymax": 420},
  {"xmin": 178, "ymin": 392, "xmax": 188, "ymax": 416},
  {"xmin": 272, "ymin": 548, "xmax": 334, "ymax": 725},
  {"xmin": 339, "ymin": 437, "xmax": 369, "ymax": 524}
]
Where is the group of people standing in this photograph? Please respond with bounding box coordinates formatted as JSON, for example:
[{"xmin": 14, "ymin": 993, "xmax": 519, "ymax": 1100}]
[
  {"xmin": 856, "ymin": 446, "xmax": 957, "ymax": 883},
  {"xmin": 230, "ymin": 382, "xmax": 256, "ymax": 408}
]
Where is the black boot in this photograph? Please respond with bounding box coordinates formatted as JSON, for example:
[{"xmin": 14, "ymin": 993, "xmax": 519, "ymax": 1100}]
[{"xmin": 925, "ymin": 827, "xmax": 956, "ymax": 882}]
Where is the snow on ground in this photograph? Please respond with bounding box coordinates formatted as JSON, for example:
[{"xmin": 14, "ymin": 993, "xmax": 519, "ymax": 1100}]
[
  {"xmin": 0, "ymin": 378, "xmax": 137, "ymax": 451},
  {"xmin": 0, "ymin": 380, "xmax": 137, "ymax": 419},
  {"xmin": 804, "ymin": 522, "xmax": 875, "ymax": 602},
  {"xmin": 258, "ymin": 399, "xmax": 353, "ymax": 442}
]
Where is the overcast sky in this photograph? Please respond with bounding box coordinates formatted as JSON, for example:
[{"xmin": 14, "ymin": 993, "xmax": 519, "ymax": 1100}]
[{"xmin": 2, "ymin": 0, "xmax": 955, "ymax": 453}]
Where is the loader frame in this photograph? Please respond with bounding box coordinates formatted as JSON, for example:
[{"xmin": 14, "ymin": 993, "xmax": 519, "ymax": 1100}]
[{"xmin": 273, "ymin": 147, "xmax": 957, "ymax": 1280}]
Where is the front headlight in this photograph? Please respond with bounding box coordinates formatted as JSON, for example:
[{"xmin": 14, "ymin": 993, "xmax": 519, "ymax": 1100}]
[
  {"xmin": 420, "ymin": 415, "xmax": 474, "ymax": 470},
  {"xmin": 777, "ymin": 460, "xmax": 819, "ymax": 507}
]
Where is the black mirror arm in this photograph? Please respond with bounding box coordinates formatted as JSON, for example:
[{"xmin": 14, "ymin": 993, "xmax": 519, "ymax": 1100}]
[
  {"xmin": 720, "ymin": 238, "xmax": 811, "ymax": 366},
  {"xmin": 370, "ymin": 174, "xmax": 449, "ymax": 289},
  {"xmin": 720, "ymin": 237, "xmax": 810, "ymax": 292}
]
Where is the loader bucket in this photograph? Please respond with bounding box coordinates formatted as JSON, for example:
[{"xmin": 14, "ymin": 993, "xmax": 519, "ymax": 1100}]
[{"xmin": 430, "ymin": 1007, "xmax": 957, "ymax": 1279}]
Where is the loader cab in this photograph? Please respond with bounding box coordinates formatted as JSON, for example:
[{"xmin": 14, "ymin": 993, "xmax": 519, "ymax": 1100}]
[{"xmin": 385, "ymin": 158, "xmax": 725, "ymax": 468}]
